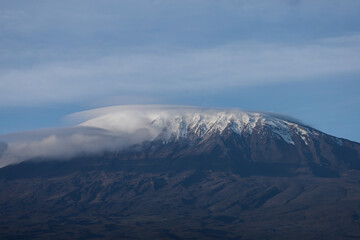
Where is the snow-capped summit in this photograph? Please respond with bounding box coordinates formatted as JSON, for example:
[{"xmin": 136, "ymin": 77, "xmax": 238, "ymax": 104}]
[
  {"xmin": 77, "ymin": 105, "xmax": 314, "ymax": 145},
  {"xmin": 1, "ymin": 105, "xmax": 356, "ymax": 171},
  {"xmin": 69, "ymin": 105, "xmax": 360, "ymax": 178}
]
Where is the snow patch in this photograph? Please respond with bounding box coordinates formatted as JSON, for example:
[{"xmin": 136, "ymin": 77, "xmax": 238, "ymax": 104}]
[
  {"xmin": 333, "ymin": 137, "xmax": 343, "ymax": 145},
  {"xmin": 79, "ymin": 106, "xmax": 301, "ymax": 145}
]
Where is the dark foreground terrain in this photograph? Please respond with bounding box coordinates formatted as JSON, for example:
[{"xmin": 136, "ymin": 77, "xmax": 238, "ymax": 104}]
[
  {"xmin": 1, "ymin": 118, "xmax": 360, "ymax": 239},
  {"xmin": 0, "ymin": 159, "xmax": 360, "ymax": 240}
]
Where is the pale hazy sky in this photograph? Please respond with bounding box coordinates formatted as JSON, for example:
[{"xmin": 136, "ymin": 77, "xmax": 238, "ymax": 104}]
[{"xmin": 0, "ymin": 0, "xmax": 360, "ymax": 141}]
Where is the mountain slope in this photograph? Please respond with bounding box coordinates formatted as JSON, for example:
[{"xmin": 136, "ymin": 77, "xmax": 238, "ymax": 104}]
[
  {"xmin": 0, "ymin": 168, "xmax": 360, "ymax": 240},
  {"xmin": 73, "ymin": 106, "xmax": 360, "ymax": 177},
  {"xmin": 0, "ymin": 106, "xmax": 360, "ymax": 239}
]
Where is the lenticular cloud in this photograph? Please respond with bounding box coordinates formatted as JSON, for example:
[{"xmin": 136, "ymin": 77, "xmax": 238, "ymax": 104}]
[
  {"xmin": 0, "ymin": 105, "xmax": 185, "ymax": 167},
  {"xmin": 0, "ymin": 112, "xmax": 154, "ymax": 168},
  {"xmin": 0, "ymin": 105, "xmax": 219, "ymax": 167},
  {"xmin": 0, "ymin": 105, "xmax": 302, "ymax": 168}
]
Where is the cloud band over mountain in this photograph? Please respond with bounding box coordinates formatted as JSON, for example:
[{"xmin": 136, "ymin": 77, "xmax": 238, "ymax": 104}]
[{"xmin": 0, "ymin": 105, "xmax": 310, "ymax": 168}]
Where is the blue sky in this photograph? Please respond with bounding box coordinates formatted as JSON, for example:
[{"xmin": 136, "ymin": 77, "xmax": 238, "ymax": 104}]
[{"xmin": 0, "ymin": 0, "xmax": 360, "ymax": 142}]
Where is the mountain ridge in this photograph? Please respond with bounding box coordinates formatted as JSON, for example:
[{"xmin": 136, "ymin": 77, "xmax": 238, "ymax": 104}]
[
  {"xmin": 79, "ymin": 106, "xmax": 315, "ymax": 145},
  {"xmin": 1, "ymin": 106, "xmax": 360, "ymax": 239}
]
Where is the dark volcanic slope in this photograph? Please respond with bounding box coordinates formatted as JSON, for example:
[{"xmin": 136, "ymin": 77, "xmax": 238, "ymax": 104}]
[
  {"xmin": 1, "ymin": 168, "xmax": 360, "ymax": 240},
  {"xmin": 116, "ymin": 125, "xmax": 360, "ymax": 178},
  {"xmin": 0, "ymin": 136, "xmax": 360, "ymax": 239},
  {"xmin": 1, "ymin": 108, "xmax": 360, "ymax": 239}
]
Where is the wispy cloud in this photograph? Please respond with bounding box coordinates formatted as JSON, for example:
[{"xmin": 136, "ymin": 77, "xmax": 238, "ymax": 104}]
[
  {"xmin": 0, "ymin": 104, "xmax": 308, "ymax": 167},
  {"xmin": 1, "ymin": 0, "xmax": 360, "ymax": 106},
  {"xmin": 0, "ymin": 34, "xmax": 359, "ymax": 106},
  {"xmin": 0, "ymin": 105, "xmax": 194, "ymax": 167},
  {"xmin": 0, "ymin": 125, "xmax": 154, "ymax": 168}
]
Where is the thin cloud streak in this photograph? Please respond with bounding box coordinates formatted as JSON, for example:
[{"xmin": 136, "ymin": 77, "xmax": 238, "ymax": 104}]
[
  {"xmin": 0, "ymin": 105, "xmax": 203, "ymax": 167},
  {"xmin": 0, "ymin": 35, "xmax": 359, "ymax": 106},
  {"xmin": 0, "ymin": 125, "xmax": 154, "ymax": 168}
]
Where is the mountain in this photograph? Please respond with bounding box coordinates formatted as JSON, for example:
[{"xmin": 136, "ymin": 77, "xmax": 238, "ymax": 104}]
[
  {"xmin": 0, "ymin": 106, "xmax": 360, "ymax": 240},
  {"xmin": 77, "ymin": 106, "xmax": 360, "ymax": 177}
]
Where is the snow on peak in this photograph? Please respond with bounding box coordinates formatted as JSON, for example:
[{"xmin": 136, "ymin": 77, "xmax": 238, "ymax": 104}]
[{"xmin": 75, "ymin": 105, "xmax": 309, "ymax": 145}]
